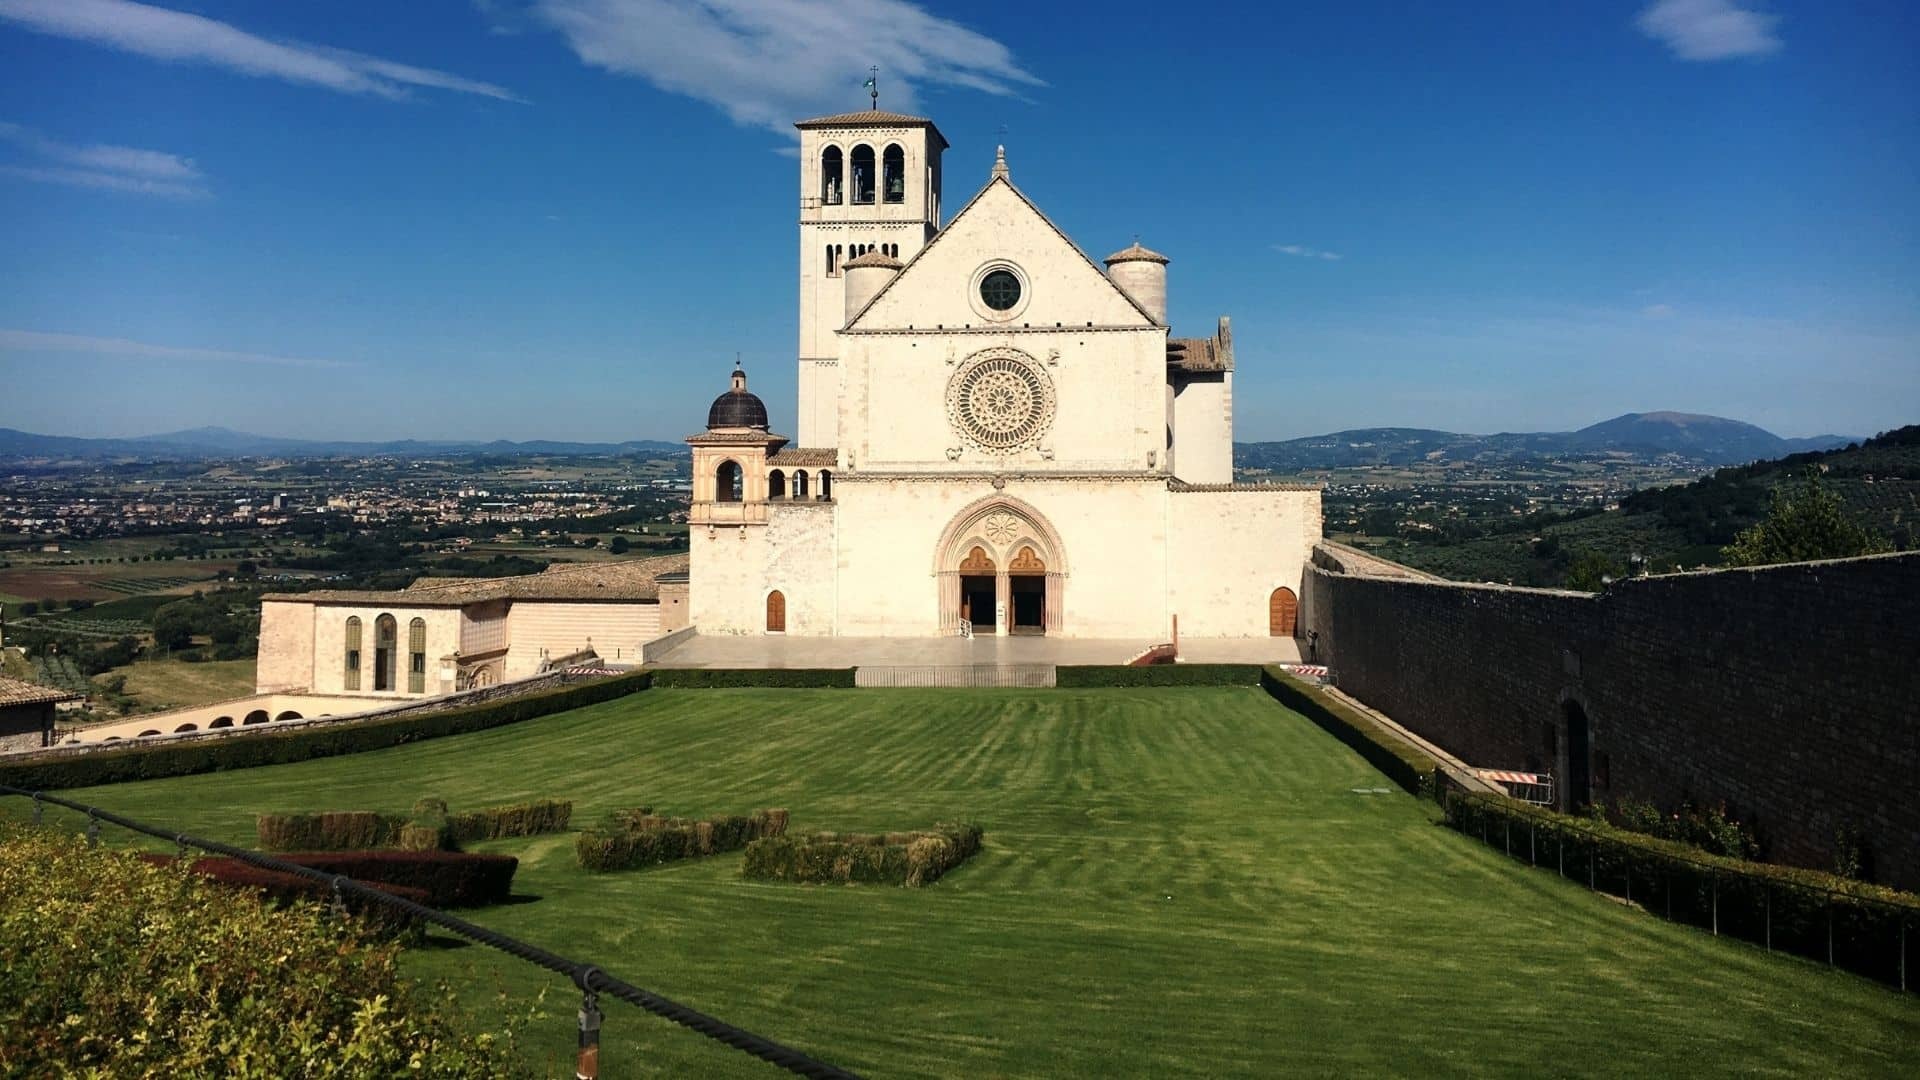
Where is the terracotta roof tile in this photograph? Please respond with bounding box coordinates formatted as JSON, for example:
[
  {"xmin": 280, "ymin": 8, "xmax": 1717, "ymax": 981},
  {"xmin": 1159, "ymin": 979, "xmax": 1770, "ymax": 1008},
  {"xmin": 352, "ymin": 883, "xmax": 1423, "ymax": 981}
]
[
  {"xmin": 263, "ymin": 553, "xmax": 690, "ymax": 606},
  {"xmin": 0, "ymin": 675, "xmax": 81, "ymax": 706}
]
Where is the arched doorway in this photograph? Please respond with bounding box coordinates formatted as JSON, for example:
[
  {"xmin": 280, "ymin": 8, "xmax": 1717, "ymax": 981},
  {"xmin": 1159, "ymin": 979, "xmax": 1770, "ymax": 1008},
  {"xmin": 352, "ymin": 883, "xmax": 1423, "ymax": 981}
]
[
  {"xmin": 766, "ymin": 590, "xmax": 786, "ymax": 633},
  {"xmin": 1268, "ymin": 587, "xmax": 1298, "ymax": 636},
  {"xmin": 933, "ymin": 496, "xmax": 1067, "ymax": 636},
  {"xmin": 1564, "ymin": 700, "xmax": 1592, "ymax": 811}
]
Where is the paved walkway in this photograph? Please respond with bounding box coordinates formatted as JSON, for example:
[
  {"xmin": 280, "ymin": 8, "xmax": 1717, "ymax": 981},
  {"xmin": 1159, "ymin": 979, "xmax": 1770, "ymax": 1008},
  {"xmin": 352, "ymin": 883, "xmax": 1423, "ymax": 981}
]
[{"xmin": 649, "ymin": 634, "xmax": 1300, "ymax": 669}]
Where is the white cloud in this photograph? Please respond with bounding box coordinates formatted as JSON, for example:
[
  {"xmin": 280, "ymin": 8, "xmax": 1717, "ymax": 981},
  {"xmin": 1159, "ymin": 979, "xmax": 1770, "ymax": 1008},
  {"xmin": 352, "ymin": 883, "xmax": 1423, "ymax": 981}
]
[
  {"xmin": 0, "ymin": 121, "xmax": 208, "ymax": 197},
  {"xmin": 0, "ymin": 329, "xmax": 351, "ymax": 368},
  {"xmin": 1274, "ymin": 243, "xmax": 1342, "ymax": 261},
  {"xmin": 529, "ymin": 0, "xmax": 1042, "ymax": 131},
  {"xmin": 1635, "ymin": 0, "xmax": 1782, "ymax": 61},
  {"xmin": 0, "ymin": 0, "xmax": 525, "ymax": 101},
  {"xmin": 1642, "ymin": 303, "xmax": 1675, "ymax": 317}
]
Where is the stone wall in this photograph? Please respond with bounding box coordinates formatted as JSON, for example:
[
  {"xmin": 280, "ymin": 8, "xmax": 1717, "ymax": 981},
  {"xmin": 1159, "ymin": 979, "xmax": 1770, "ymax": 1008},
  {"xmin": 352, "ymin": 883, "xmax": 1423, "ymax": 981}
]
[{"xmin": 1305, "ymin": 547, "xmax": 1920, "ymax": 890}]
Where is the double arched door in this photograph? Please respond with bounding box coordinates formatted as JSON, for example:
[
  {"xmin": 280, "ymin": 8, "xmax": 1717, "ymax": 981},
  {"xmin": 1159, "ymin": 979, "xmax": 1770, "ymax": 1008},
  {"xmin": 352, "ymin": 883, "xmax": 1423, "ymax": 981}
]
[{"xmin": 935, "ymin": 497, "xmax": 1066, "ymax": 636}]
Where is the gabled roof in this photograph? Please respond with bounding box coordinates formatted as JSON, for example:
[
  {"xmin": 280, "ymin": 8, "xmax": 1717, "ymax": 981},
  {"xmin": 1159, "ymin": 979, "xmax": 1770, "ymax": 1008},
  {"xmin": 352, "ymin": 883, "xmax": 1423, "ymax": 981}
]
[
  {"xmin": 842, "ymin": 167, "xmax": 1163, "ymax": 331},
  {"xmin": 795, "ymin": 110, "xmax": 950, "ymax": 148},
  {"xmin": 0, "ymin": 674, "xmax": 81, "ymax": 707},
  {"xmin": 263, "ymin": 553, "xmax": 690, "ymax": 606}
]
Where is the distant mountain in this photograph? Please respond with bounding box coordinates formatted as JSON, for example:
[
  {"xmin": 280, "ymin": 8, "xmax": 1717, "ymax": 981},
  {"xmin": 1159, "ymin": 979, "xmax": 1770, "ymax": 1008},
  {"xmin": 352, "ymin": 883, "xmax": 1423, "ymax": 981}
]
[
  {"xmin": 0, "ymin": 426, "xmax": 688, "ymax": 461},
  {"xmin": 1236, "ymin": 412, "xmax": 1856, "ymax": 471}
]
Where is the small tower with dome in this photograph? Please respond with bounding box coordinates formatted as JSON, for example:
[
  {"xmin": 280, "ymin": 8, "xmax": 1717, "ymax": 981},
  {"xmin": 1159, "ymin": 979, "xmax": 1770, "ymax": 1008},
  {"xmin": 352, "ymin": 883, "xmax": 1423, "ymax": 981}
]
[{"xmin": 688, "ymin": 363, "xmax": 786, "ymax": 528}]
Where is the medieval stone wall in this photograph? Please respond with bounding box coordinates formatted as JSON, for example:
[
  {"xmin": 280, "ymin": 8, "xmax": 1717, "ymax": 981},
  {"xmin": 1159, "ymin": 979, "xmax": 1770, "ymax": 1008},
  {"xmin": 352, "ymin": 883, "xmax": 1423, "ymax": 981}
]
[{"xmin": 1305, "ymin": 548, "xmax": 1920, "ymax": 890}]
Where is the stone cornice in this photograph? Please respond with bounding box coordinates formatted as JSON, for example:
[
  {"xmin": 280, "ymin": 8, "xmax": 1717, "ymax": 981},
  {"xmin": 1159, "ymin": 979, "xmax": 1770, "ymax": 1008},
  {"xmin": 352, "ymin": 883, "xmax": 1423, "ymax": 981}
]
[
  {"xmin": 839, "ymin": 471, "xmax": 1169, "ymax": 484},
  {"xmin": 1170, "ymin": 481, "xmax": 1322, "ymax": 493},
  {"xmin": 841, "ymin": 324, "xmax": 1161, "ymax": 337}
]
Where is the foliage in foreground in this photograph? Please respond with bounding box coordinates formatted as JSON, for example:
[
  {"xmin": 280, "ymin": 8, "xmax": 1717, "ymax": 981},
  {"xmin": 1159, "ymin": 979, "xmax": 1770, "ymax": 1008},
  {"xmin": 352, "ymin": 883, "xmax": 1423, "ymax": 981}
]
[
  {"xmin": 1721, "ymin": 473, "xmax": 1892, "ymax": 567},
  {"xmin": 742, "ymin": 823, "xmax": 984, "ymax": 887},
  {"xmin": 0, "ymin": 823, "xmax": 533, "ymax": 1078}
]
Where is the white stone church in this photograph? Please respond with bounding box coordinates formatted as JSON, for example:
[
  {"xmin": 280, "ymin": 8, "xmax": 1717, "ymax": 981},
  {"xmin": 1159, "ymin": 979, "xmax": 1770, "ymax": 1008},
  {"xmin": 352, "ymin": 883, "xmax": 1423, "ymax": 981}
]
[
  {"xmin": 251, "ymin": 106, "xmax": 1321, "ymax": 703},
  {"xmin": 689, "ymin": 108, "xmax": 1320, "ymax": 639}
]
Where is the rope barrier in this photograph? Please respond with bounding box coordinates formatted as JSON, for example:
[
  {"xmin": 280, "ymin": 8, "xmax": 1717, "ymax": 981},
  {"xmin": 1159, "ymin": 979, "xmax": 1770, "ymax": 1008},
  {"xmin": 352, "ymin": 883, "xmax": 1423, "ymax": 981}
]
[{"xmin": 1, "ymin": 785, "xmax": 863, "ymax": 1079}]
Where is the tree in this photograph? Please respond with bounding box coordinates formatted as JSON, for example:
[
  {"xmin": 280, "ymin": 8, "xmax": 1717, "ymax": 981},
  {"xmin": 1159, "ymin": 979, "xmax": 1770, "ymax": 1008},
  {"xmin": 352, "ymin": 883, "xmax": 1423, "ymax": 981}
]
[
  {"xmin": 1564, "ymin": 550, "xmax": 1623, "ymax": 593},
  {"xmin": 1721, "ymin": 474, "xmax": 1891, "ymax": 567},
  {"xmin": 607, "ymin": 536, "xmax": 631, "ymax": 555}
]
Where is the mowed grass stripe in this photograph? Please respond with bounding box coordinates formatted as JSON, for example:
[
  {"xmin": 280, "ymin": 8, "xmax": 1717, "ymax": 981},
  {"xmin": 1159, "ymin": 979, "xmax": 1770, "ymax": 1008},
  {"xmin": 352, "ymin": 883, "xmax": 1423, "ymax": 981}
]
[{"xmin": 16, "ymin": 687, "xmax": 1916, "ymax": 1079}]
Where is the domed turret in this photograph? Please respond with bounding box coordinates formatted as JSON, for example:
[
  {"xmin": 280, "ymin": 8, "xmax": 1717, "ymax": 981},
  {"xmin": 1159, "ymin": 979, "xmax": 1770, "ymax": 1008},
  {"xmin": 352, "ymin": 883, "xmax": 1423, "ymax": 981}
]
[
  {"xmin": 842, "ymin": 249, "xmax": 904, "ymax": 323},
  {"xmin": 707, "ymin": 365, "xmax": 769, "ymax": 430},
  {"xmin": 1104, "ymin": 240, "xmax": 1169, "ymax": 325}
]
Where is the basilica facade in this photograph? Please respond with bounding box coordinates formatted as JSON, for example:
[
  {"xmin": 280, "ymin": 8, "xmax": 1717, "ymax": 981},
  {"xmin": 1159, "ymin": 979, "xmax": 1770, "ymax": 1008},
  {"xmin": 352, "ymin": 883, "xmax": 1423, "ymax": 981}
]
[{"xmin": 688, "ymin": 108, "xmax": 1321, "ymax": 639}]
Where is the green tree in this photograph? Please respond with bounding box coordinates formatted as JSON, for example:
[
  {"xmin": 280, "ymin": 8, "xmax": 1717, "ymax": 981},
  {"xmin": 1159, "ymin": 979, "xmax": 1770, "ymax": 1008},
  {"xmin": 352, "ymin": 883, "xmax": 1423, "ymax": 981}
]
[
  {"xmin": 1721, "ymin": 474, "xmax": 1891, "ymax": 567},
  {"xmin": 607, "ymin": 535, "xmax": 631, "ymax": 555},
  {"xmin": 1564, "ymin": 550, "xmax": 1623, "ymax": 592}
]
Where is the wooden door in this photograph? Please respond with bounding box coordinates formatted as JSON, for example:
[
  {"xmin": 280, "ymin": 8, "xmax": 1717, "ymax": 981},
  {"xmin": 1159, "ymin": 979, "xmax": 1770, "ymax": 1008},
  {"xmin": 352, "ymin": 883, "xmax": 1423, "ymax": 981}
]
[
  {"xmin": 1268, "ymin": 587, "xmax": 1298, "ymax": 636},
  {"xmin": 766, "ymin": 590, "xmax": 786, "ymax": 633}
]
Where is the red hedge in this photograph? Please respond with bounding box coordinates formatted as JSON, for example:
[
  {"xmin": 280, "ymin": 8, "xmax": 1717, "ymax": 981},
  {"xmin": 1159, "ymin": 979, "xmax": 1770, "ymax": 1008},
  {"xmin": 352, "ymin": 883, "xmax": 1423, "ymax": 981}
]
[
  {"xmin": 139, "ymin": 854, "xmax": 430, "ymax": 932},
  {"xmin": 267, "ymin": 850, "xmax": 519, "ymax": 908}
]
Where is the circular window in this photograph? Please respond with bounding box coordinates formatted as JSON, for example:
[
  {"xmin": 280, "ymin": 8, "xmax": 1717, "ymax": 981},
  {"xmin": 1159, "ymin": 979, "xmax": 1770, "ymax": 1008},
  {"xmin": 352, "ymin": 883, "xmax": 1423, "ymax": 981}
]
[
  {"xmin": 979, "ymin": 269, "xmax": 1022, "ymax": 311},
  {"xmin": 946, "ymin": 350, "xmax": 1056, "ymax": 453}
]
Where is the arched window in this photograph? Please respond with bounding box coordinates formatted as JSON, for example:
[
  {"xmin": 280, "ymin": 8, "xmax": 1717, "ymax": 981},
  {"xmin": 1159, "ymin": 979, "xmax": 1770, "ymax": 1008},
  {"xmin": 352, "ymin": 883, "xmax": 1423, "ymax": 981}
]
[
  {"xmin": 344, "ymin": 616, "xmax": 362, "ymax": 690},
  {"xmin": 174, "ymin": 723, "xmax": 198, "ymax": 734},
  {"xmin": 820, "ymin": 146, "xmax": 843, "ymax": 205},
  {"xmin": 883, "ymin": 144, "xmax": 905, "ymax": 203},
  {"xmin": 768, "ymin": 469, "xmax": 786, "ymax": 498},
  {"xmin": 766, "ymin": 590, "xmax": 786, "ymax": 633},
  {"xmin": 408, "ymin": 617, "xmax": 427, "ymax": 693},
  {"xmin": 208, "ymin": 716, "xmax": 233, "ymax": 729},
  {"xmin": 818, "ymin": 469, "xmax": 832, "ymax": 499},
  {"xmin": 715, "ymin": 460, "xmax": 743, "ymax": 502},
  {"xmin": 850, "ymin": 144, "xmax": 875, "ymax": 204},
  {"xmin": 275, "ymin": 711, "xmax": 303, "ymax": 722},
  {"xmin": 374, "ymin": 614, "xmax": 397, "ymax": 692},
  {"xmin": 793, "ymin": 470, "xmax": 809, "ymax": 499},
  {"xmin": 242, "ymin": 710, "xmax": 269, "ymax": 726}
]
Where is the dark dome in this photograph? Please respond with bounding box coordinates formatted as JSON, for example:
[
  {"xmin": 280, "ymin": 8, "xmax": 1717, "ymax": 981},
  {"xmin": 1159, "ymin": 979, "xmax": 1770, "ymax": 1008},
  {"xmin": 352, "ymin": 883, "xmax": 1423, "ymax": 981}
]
[{"xmin": 707, "ymin": 366, "xmax": 769, "ymax": 430}]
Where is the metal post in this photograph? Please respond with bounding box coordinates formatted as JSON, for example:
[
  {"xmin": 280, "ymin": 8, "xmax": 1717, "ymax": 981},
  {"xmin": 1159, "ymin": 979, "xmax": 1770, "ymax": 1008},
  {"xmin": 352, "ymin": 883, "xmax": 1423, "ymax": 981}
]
[
  {"xmin": 31, "ymin": 794, "xmax": 42, "ymax": 825},
  {"xmin": 1826, "ymin": 902, "xmax": 1834, "ymax": 967},
  {"xmin": 1504, "ymin": 819, "xmax": 1511, "ymax": 858},
  {"xmin": 331, "ymin": 876, "xmax": 349, "ymax": 920},
  {"xmin": 576, "ymin": 980, "xmax": 603, "ymax": 1079},
  {"xmin": 1901, "ymin": 920, "xmax": 1907, "ymax": 993},
  {"xmin": 1765, "ymin": 886, "xmax": 1772, "ymax": 952},
  {"xmin": 1625, "ymin": 860, "xmax": 1632, "ymax": 907},
  {"xmin": 1529, "ymin": 822, "xmax": 1536, "ymax": 867},
  {"xmin": 1556, "ymin": 829, "xmax": 1564, "ymax": 878},
  {"xmin": 1589, "ymin": 841, "xmax": 1596, "ymax": 891},
  {"xmin": 1665, "ymin": 871, "xmax": 1672, "ymax": 921},
  {"xmin": 1711, "ymin": 874, "xmax": 1718, "ymax": 936},
  {"xmin": 86, "ymin": 812, "xmax": 99, "ymax": 848}
]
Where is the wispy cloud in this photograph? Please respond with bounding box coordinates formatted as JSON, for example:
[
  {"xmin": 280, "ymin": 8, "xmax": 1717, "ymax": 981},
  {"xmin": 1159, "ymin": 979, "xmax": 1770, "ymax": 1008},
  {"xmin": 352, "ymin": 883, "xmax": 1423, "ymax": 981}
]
[
  {"xmin": 0, "ymin": 329, "xmax": 352, "ymax": 369},
  {"xmin": 1635, "ymin": 0, "xmax": 1782, "ymax": 61},
  {"xmin": 0, "ymin": 0, "xmax": 525, "ymax": 102},
  {"xmin": 528, "ymin": 0, "xmax": 1042, "ymax": 131},
  {"xmin": 0, "ymin": 121, "xmax": 208, "ymax": 197},
  {"xmin": 1273, "ymin": 243, "xmax": 1342, "ymax": 262},
  {"xmin": 1641, "ymin": 303, "xmax": 1675, "ymax": 317}
]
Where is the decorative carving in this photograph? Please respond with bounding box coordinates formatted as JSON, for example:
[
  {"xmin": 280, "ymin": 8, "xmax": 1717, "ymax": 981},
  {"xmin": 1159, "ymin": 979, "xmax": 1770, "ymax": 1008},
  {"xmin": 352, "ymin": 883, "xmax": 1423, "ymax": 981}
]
[
  {"xmin": 946, "ymin": 348, "xmax": 1056, "ymax": 453},
  {"xmin": 1010, "ymin": 546, "xmax": 1046, "ymax": 573},
  {"xmin": 991, "ymin": 474, "xmax": 1007, "ymax": 490},
  {"xmin": 983, "ymin": 513, "xmax": 1019, "ymax": 546},
  {"xmin": 946, "ymin": 447, "xmax": 963, "ymax": 460},
  {"xmin": 959, "ymin": 546, "xmax": 996, "ymax": 572}
]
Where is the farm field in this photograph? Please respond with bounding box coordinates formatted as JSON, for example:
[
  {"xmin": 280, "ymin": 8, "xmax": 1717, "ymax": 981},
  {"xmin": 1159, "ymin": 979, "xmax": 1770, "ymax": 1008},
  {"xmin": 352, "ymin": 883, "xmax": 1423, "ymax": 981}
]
[
  {"xmin": 21, "ymin": 688, "xmax": 1920, "ymax": 1078},
  {"xmin": 109, "ymin": 658, "xmax": 258, "ymax": 711},
  {"xmin": 0, "ymin": 560, "xmax": 235, "ymax": 604}
]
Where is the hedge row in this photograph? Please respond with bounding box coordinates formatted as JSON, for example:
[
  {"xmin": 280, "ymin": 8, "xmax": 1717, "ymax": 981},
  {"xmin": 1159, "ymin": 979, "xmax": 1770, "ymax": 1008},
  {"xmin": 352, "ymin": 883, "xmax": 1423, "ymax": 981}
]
[
  {"xmin": 137, "ymin": 853, "xmax": 429, "ymax": 935},
  {"xmin": 258, "ymin": 851, "xmax": 520, "ymax": 909},
  {"xmin": 575, "ymin": 808, "xmax": 789, "ymax": 872},
  {"xmin": 648, "ymin": 668, "xmax": 855, "ymax": 689},
  {"xmin": 0, "ymin": 672, "xmax": 652, "ymax": 791},
  {"xmin": 446, "ymin": 799, "xmax": 573, "ymax": 844},
  {"xmin": 741, "ymin": 823, "xmax": 983, "ymax": 887},
  {"xmin": 1055, "ymin": 664, "xmax": 1264, "ymax": 687},
  {"xmin": 1259, "ymin": 666, "xmax": 1438, "ymax": 797},
  {"xmin": 1447, "ymin": 791, "xmax": 1918, "ymax": 991},
  {"xmin": 256, "ymin": 811, "xmax": 410, "ymax": 853}
]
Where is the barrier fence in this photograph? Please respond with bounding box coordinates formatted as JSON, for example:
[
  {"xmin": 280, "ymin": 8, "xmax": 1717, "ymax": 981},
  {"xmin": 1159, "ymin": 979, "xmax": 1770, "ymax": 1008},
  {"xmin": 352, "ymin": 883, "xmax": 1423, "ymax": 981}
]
[
  {"xmin": 853, "ymin": 663, "xmax": 1055, "ymax": 688},
  {"xmin": 0, "ymin": 785, "xmax": 863, "ymax": 1080},
  {"xmin": 1444, "ymin": 789, "xmax": 1914, "ymax": 993}
]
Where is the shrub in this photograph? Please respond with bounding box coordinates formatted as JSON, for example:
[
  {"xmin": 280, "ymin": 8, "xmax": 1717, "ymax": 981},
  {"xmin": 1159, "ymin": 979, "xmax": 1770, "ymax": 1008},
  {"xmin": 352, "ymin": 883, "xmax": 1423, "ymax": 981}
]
[
  {"xmin": 256, "ymin": 810, "xmax": 409, "ymax": 852},
  {"xmin": 260, "ymin": 851, "xmax": 520, "ymax": 908},
  {"xmin": 575, "ymin": 808, "xmax": 788, "ymax": 873},
  {"xmin": 0, "ymin": 824, "xmax": 529, "ymax": 1077},
  {"xmin": 0, "ymin": 671, "xmax": 652, "ymax": 790},
  {"xmin": 742, "ymin": 823, "xmax": 983, "ymax": 887},
  {"xmin": 1055, "ymin": 664, "xmax": 1264, "ymax": 687},
  {"xmin": 143, "ymin": 854, "xmax": 430, "ymax": 936},
  {"xmin": 1445, "ymin": 791, "xmax": 1919, "ymax": 991},
  {"xmin": 649, "ymin": 668, "xmax": 855, "ymax": 689},
  {"xmin": 446, "ymin": 799, "xmax": 573, "ymax": 844},
  {"xmin": 1260, "ymin": 666, "xmax": 1438, "ymax": 798}
]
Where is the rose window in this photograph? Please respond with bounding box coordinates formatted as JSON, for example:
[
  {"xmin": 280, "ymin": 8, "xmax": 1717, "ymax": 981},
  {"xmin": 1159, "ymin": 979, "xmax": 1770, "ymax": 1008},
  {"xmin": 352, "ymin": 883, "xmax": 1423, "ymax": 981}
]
[{"xmin": 947, "ymin": 352, "xmax": 1055, "ymax": 453}]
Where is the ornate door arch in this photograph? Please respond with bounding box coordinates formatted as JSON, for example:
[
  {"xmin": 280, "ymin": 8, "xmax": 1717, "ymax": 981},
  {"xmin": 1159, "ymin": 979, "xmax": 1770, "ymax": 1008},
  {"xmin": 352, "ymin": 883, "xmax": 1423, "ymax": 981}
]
[{"xmin": 932, "ymin": 495, "xmax": 1067, "ymax": 635}]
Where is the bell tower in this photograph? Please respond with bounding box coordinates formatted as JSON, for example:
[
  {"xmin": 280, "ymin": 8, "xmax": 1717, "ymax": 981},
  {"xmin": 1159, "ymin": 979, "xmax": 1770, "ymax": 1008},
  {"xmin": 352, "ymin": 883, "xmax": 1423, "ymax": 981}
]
[{"xmin": 794, "ymin": 106, "xmax": 947, "ymax": 447}]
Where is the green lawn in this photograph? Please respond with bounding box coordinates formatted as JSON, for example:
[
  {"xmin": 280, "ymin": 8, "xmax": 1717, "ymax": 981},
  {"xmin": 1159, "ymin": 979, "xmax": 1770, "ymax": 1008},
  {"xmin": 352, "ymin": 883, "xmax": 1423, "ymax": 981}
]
[{"xmin": 19, "ymin": 688, "xmax": 1920, "ymax": 1077}]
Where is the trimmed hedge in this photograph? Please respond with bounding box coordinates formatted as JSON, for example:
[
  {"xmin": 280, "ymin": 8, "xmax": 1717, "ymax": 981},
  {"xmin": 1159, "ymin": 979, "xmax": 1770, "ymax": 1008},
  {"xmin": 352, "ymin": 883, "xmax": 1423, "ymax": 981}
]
[
  {"xmin": 1446, "ymin": 791, "xmax": 1919, "ymax": 991},
  {"xmin": 0, "ymin": 672, "xmax": 651, "ymax": 791},
  {"xmin": 575, "ymin": 808, "xmax": 788, "ymax": 872},
  {"xmin": 175, "ymin": 856, "xmax": 429, "ymax": 934},
  {"xmin": 1055, "ymin": 664, "xmax": 1264, "ymax": 687},
  {"xmin": 648, "ymin": 668, "xmax": 855, "ymax": 689},
  {"xmin": 446, "ymin": 799, "xmax": 573, "ymax": 844},
  {"xmin": 1260, "ymin": 666, "xmax": 1438, "ymax": 797},
  {"xmin": 263, "ymin": 850, "xmax": 519, "ymax": 908},
  {"xmin": 742, "ymin": 823, "xmax": 983, "ymax": 887},
  {"xmin": 256, "ymin": 811, "xmax": 409, "ymax": 852}
]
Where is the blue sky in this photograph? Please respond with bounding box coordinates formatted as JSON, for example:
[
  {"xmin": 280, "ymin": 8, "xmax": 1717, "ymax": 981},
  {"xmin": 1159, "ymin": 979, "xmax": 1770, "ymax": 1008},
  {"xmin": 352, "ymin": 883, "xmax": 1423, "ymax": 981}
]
[{"xmin": 0, "ymin": 0, "xmax": 1914, "ymax": 443}]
